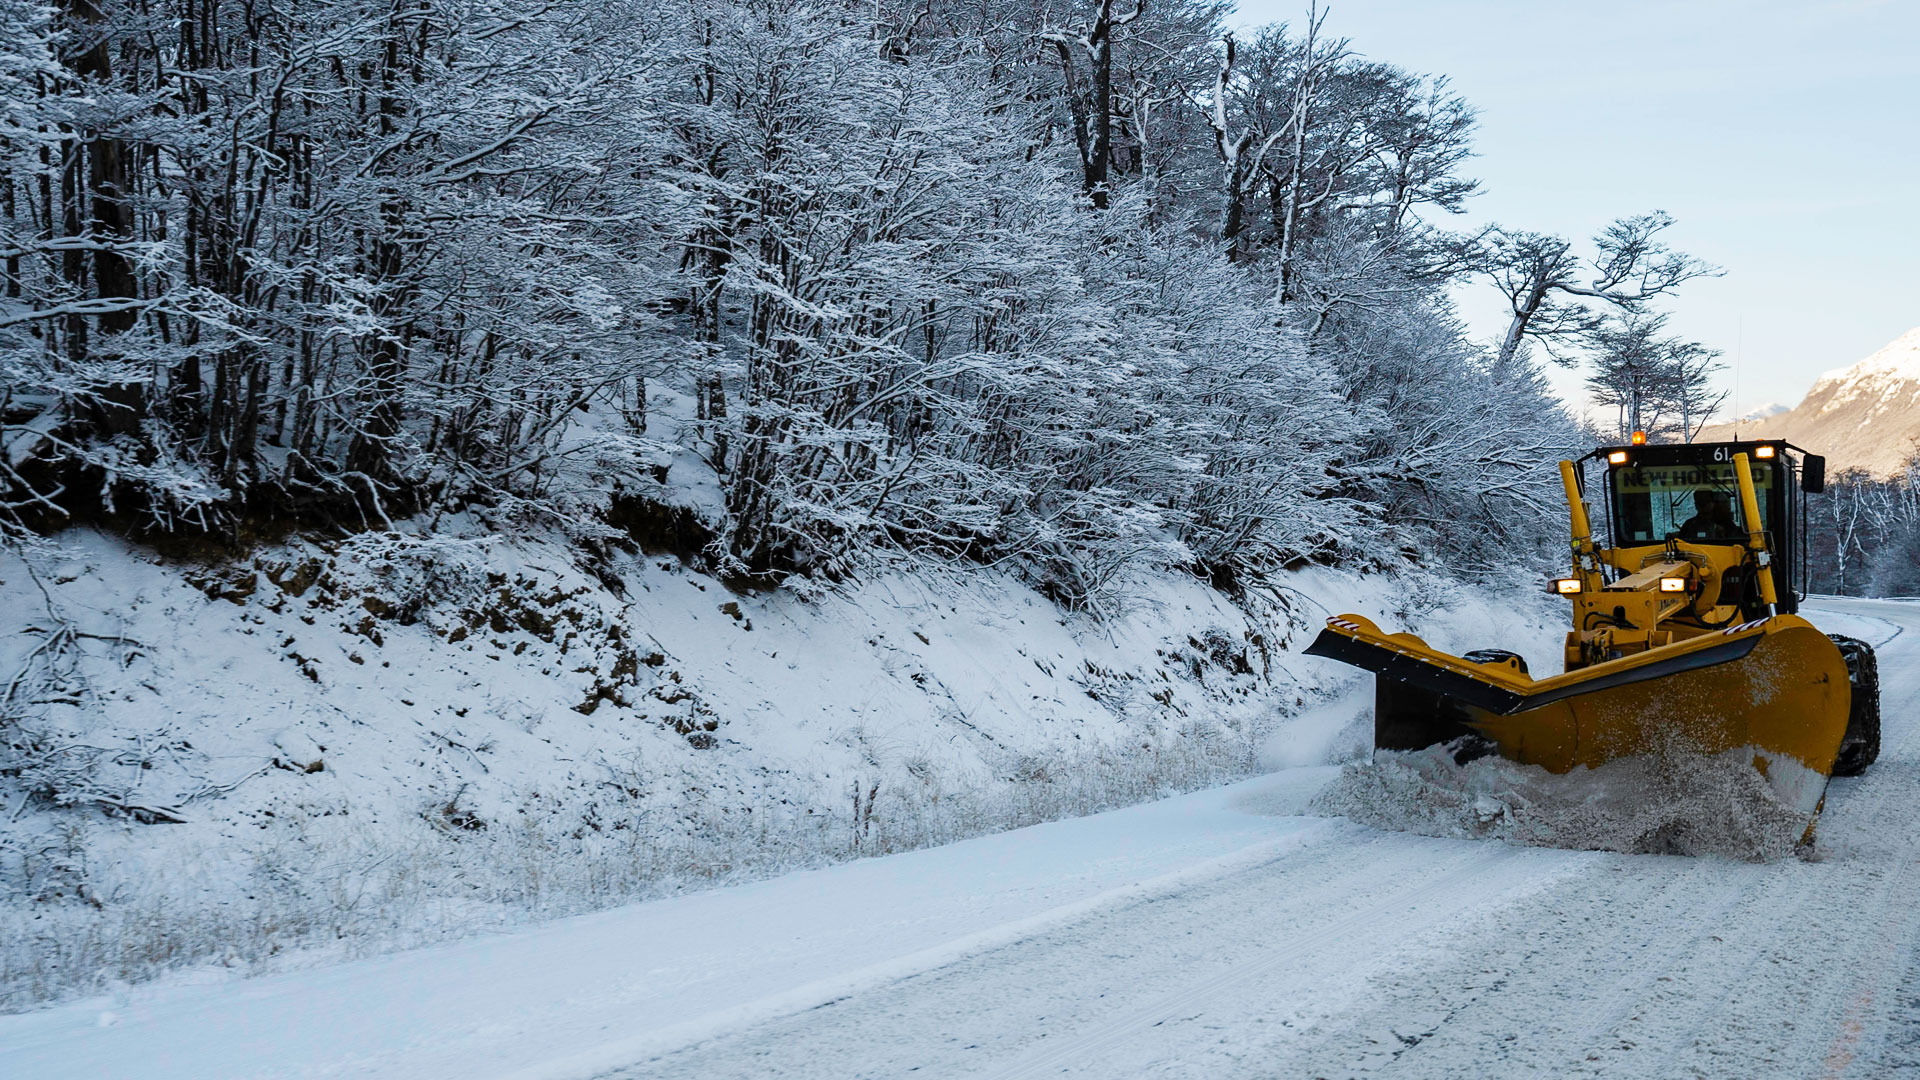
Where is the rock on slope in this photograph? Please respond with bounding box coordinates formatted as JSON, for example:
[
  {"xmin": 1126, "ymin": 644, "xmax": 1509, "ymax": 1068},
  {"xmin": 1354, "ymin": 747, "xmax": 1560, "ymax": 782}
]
[{"xmin": 1698, "ymin": 326, "xmax": 1920, "ymax": 477}]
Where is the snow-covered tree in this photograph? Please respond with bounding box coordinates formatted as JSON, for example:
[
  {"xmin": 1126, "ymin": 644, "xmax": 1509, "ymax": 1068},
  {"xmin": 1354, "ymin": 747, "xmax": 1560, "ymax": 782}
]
[
  {"xmin": 1474, "ymin": 212, "xmax": 1718, "ymax": 367},
  {"xmin": 0, "ymin": 0, "xmax": 1599, "ymax": 603},
  {"xmin": 1582, "ymin": 311, "xmax": 1724, "ymax": 443}
]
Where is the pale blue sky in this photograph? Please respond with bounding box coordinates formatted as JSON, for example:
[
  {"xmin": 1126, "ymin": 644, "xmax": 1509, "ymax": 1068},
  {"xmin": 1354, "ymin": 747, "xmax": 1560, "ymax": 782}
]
[{"xmin": 1231, "ymin": 0, "xmax": 1920, "ymax": 419}]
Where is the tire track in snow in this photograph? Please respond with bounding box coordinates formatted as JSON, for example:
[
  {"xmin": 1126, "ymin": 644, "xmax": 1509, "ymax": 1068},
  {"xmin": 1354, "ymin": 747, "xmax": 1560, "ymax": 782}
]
[
  {"xmin": 1699, "ymin": 857, "xmax": 1920, "ymax": 1079},
  {"xmin": 1789, "ymin": 715, "xmax": 1920, "ymax": 1077},
  {"xmin": 1803, "ymin": 597, "xmax": 1905, "ymax": 650},
  {"xmin": 1814, "ymin": 704, "xmax": 1920, "ymax": 1074},
  {"xmin": 1816, "ymin": 861, "xmax": 1919, "ymax": 1077},
  {"xmin": 987, "ymin": 846, "xmax": 1535, "ymax": 1080},
  {"xmin": 1640, "ymin": 869, "xmax": 1823, "ymax": 1067},
  {"xmin": 1556, "ymin": 860, "xmax": 1829, "ymax": 1077},
  {"xmin": 1328, "ymin": 861, "xmax": 1786, "ymax": 1079},
  {"xmin": 624, "ymin": 832, "xmax": 1568, "ymax": 1080},
  {"xmin": 511, "ymin": 822, "xmax": 1344, "ymax": 1080},
  {"xmin": 1566, "ymin": 867, "xmax": 1760, "ymax": 1051}
]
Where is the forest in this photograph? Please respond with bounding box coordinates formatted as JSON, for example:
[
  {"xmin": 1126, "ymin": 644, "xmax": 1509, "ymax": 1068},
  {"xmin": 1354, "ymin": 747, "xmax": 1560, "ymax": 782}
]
[
  {"xmin": 0, "ymin": 0, "xmax": 1841, "ymax": 605},
  {"xmin": 1807, "ymin": 458, "xmax": 1920, "ymax": 597},
  {"xmin": 13, "ymin": 0, "xmax": 1920, "ymax": 1020}
]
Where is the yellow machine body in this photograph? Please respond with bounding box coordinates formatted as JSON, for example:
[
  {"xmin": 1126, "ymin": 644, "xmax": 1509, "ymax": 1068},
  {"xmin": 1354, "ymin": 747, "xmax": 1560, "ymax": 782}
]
[
  {"xmin": 1311, "ymin": 612, "xmax": 1848, "ymax": 815},
  {"xmin": 1306, "ymin": 445, "xmax": 1855, "ymax": 821}
]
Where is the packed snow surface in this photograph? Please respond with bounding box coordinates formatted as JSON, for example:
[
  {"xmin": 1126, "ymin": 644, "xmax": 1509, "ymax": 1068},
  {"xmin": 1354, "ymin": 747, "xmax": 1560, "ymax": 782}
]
[{"xmin": 3, "ymin": 598, "xmax": 1917, "ymax": 1078}]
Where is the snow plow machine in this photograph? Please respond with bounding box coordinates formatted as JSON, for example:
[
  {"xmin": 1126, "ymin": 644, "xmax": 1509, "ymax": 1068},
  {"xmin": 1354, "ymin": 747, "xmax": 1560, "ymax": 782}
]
[{"xmin": 1306, "ymin": 438, "xmax": 1880, "ymax": 827}]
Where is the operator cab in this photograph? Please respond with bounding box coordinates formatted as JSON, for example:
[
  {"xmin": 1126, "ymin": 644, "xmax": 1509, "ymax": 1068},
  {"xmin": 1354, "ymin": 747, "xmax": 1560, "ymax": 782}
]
[{"xmin": 1580, "ymin": 439, "xmax": 1825, "ymax": 617}]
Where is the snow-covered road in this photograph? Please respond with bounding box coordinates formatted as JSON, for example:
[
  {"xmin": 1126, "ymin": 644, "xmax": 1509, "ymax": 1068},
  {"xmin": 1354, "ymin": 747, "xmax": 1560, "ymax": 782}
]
[
  {"xmin": 622, "ymin": 597, "xmax": 1920, "ymax": 1080},
  {"xmin": 5, "ymin": 598, "xmax": 1918, "ymax": 1079}
]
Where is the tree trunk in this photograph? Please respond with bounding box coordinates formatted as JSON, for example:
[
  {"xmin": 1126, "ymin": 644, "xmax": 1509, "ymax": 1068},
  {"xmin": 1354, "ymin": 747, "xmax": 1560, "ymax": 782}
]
[
  {"xmin": 63, "ymin": 0, "xmax": 145, "ymax": 436},
  {"xmin": 1052, "ymin": 0, "xmax": 1138, "ymax": 210},
  {"xmin": 345, "ymin": 22, "xmax": 415, "ymax": 483},
  {"xmin": 1497, "ymin": 268, "xmax": 1555, "ymax": 367},
  {"xmin": 1086, "ymin": 1, "xmax": 1114, "ymax": 209}
]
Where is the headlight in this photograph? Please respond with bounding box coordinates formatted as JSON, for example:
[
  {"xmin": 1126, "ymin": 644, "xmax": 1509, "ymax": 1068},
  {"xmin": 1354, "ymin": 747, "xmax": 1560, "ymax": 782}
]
[
  {"xmin": 1607, "ymin": 451, "xmax": 1629, "ymax": 465},
  {"xmin": 1660, "ymin": 577, "xmax": 1688, "ymax": 593},
  {"xmin": 1554, "ymin": 578, "xmax": 1583, "ymax": 595},
  {"xmin": 1755, "ymin": 445, "xmax": 1776, "ymax": 459}
]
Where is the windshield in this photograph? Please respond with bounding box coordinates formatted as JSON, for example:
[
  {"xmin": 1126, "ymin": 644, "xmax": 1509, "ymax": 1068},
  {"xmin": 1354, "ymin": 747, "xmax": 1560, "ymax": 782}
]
[{"xmin": 1610, "ymin": 461, "xmax": 1773, "ymax": 544}]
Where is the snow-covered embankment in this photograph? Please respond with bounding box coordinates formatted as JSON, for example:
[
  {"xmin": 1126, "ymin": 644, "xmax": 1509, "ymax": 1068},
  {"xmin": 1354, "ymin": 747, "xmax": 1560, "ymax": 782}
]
[{"xmin": 0, "ymin": 528, "xmax": 1558, "ymax": 1008}]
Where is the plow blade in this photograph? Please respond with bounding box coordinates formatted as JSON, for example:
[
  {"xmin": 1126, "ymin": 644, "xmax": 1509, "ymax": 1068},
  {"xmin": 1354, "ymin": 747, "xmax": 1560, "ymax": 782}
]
[{"xmin": 1304, "ymin": 614, "xmax": 1852, "ymax": 817}]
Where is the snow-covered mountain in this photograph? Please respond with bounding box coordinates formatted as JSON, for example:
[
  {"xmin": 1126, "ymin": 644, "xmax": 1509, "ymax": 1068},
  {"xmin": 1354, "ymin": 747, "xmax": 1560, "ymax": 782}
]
[
  {"xmin": 1738, "ymin": 402, "xmax": 1790, "ymax": 422},
  {"xmin": 1700, "ymin": 327, "xmax": 1920, "ymax": 477}
]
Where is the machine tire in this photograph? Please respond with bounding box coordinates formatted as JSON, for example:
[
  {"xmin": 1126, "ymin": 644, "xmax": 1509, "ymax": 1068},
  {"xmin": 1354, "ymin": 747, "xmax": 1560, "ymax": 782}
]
[{"xmin": 1828, "ymin": 634, "xmax": 1880, "ymax": 777}]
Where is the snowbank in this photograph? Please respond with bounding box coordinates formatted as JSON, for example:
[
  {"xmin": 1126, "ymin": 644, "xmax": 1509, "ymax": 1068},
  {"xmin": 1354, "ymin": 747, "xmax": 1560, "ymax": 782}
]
[
  {"xmin": 1311, "ymin": 743, "xmax": 1811, "ymax": 861},
  {"xmin": 0, "ymin": 773, "xmax": 1343, "ymax": 1080},
  {"xmin": 0, "ymin": 527, "xmax": 1555, "ymax": 1008}
]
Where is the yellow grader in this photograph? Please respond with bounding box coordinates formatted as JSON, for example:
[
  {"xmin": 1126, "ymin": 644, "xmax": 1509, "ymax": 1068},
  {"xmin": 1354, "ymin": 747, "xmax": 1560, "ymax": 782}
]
[{"xmin": 1306, "ymin": 438, "xmax": 1879, "ymax": 825}]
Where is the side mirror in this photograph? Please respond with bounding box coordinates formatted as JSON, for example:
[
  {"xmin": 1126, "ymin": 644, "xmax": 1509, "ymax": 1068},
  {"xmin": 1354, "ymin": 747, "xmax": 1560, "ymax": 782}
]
[{"xmin": 1801, "ymin": 454, "xmax": 1826, "ymax": 494}]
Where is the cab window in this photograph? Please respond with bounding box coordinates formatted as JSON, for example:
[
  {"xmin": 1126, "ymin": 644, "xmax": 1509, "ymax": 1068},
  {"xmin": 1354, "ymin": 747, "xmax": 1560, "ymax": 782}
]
[{"xmin": 1610, "ymin": 462, "xmax": 1771, "ymax": 544}]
